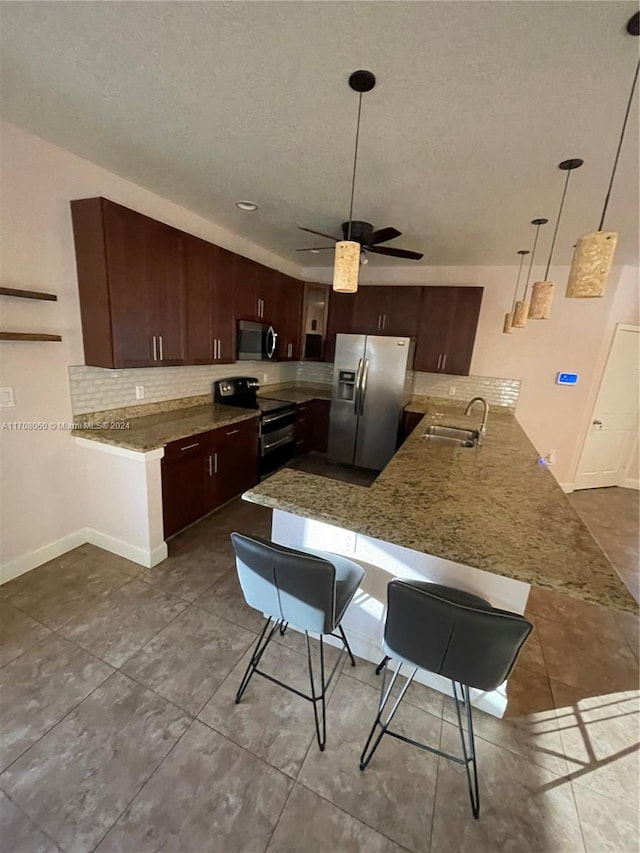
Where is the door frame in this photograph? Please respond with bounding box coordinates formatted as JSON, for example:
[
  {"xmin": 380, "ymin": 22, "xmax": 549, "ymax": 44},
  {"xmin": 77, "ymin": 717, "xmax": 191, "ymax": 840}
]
[{"xmin": 574, "ymin": 323, "xmax": 640, "ymax": 491}]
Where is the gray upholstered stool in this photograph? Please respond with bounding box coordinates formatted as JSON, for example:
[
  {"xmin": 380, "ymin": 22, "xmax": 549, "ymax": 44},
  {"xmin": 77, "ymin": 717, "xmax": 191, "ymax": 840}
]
[
  {"xmin": 360, "ymin": 579, "xmax": 533, "ymax": 818},
  {"xmin": 230, "ymin": 532, "xmax": 365, "ymax": 750}
]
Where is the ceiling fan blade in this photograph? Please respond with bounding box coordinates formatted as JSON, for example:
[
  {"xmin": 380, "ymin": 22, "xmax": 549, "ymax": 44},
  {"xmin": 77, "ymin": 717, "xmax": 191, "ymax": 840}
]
[
  {"xmin": 369, "ymin": 226, "xmax": 402, "ymax": 245},
  {"xmin": 367, "ymin": 246, "xmax": 424, "ymax": 261},
  {"xmin": 295, "ymin": 246, "xmax": 334, "ymax": 251},
  {"xmin": 298, "ymin": 226, "xmax": 338, "ymax": 242}
]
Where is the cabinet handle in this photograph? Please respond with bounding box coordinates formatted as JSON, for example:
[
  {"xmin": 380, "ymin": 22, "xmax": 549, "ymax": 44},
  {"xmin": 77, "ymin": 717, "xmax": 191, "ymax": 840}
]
[
  {"xmin": 180, "ymin": 442, "xmax": 199, "ymax": 451},
  {"xmin": 152, "ymin": 335, "xmax": 158, "ymax": 361},
  {"xmin": 159, "ymin": 335, "xmax": 164, "ymax": 361},
  {"xmin": 287, "ymin": 343, "xmax": 292, "ymax": 358},
  {"xmin": 226, "ymin": 429, "xmax": 240, "ymax": 436},
  {"xmin": 214, "ymin": 452, "xmax": 218, "ymax": 474},
  {"xmin": 207, "ymin": 454, "xmax": 213, "ymax": 476},
  {"xmin": 436, "ymin": 354, "xmax": 442, "ymax": 370},
  {"xmin": 382, "ymin": 314, "xmax": 386, "ymax": 330},
  {"xmin": 217, "ymin": 339, "xmax": 221, "ymax": 359},
  {"xmin": 441, "ymin": 353, "xmax": 447, "ymax": 372}
]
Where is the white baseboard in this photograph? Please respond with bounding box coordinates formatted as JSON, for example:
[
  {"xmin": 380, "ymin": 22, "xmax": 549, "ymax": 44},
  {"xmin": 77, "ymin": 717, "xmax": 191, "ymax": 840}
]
[
  {"xmin": 622, "ymin": 478, "xmax": 639, "ymax": 490},
  {"xmin": 84, "ymin": 528, "xmax": 168, "ymax": 568},
  {"xmin": 1, "ymin": 528, "xmax": 168, "ymax": 586},
  {"xmin": 559, "ymin": 483, "xmax": 574, "ymax": 494},
  {"xmin": 0, "ymin": 529, "xmax": 87, "ymax": 585}
]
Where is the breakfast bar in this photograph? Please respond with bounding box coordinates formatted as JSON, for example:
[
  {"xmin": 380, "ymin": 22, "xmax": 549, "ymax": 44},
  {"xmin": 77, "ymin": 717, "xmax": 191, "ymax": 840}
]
[{"xmin": 243, "ymin": 399, "xmax": 637, "ymax": 717}]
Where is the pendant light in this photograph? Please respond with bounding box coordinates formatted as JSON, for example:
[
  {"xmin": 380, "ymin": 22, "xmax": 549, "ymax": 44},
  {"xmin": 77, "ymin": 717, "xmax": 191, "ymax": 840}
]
[
  {"xmin": 503, "ymin": 250, "xmax": 529, "ymax": 333},
  {"xmin": 529, "ymin": 158, "xmax": 583, "ymax": 319},
  {"xmin": 332, "ymin": 70, "xmax": 375, "ymax": 293},
  {"xmin": 513, "ymin": 219, "xmax": 548, "ymax": 328},
  {"xmin": 566, "ymin": 13, "xmax": 639, "ymax": 298}
]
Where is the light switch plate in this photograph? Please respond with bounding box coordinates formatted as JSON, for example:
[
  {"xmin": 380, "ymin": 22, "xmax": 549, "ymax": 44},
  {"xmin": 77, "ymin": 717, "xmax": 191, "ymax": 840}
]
[
  {"xmin": 0, "ymin": 386, "xmax": 15, "ymax": 407},
  {"xmin": 135, "ymin": 385, "xmax": 145, "ymax": 400}
]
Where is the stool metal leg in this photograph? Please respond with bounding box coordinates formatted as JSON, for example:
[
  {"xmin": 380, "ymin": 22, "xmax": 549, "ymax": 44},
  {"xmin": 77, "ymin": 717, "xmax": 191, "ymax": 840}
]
[
  {"xmin": 452, "ymin": 681, "xmax": 480, "ymax": 819},
  {"xmin": 375, "ymin": 655, "xmax": 390, "ymax": 675},
  {"xmin": 235, "ymin": 616, "xmax": 279, "ymax": 704},
  {"xmin": 359, "ymin": 659, "xmax": 417, "ymax": 770},
  {"xmin": 337, "ymin": 624, "xmax": 357, "ymax": 667},
  {"xmin": 306, "ymin": 631, "xmax": 327, "ymax": 751}
]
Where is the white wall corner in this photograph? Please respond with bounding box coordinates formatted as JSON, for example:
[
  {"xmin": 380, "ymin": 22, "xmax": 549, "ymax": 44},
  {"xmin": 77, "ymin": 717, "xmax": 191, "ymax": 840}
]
[{"xmin": 0, "ymin": 529, "xmax": 88, "ymax": 585}]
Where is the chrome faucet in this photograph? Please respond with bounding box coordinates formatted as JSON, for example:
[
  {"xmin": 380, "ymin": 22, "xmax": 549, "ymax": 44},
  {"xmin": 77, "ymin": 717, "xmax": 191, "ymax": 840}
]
[{"xmin": 465, "ymin": 396, "xmax": 489, "ymax": 444}]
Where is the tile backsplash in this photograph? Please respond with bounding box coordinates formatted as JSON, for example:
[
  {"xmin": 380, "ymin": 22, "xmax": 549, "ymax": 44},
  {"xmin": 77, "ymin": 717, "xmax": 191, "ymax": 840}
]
[
  {"xmin": 296, "ymin": 362, "xmax": 520, "ymax": 409},
  {"xmin": 69, "ymin": 361, "xmax": 297, "ymax": 415},
  {"xmin": 69, "ymin": 359, "xmax": 520, "ymax": 415}
]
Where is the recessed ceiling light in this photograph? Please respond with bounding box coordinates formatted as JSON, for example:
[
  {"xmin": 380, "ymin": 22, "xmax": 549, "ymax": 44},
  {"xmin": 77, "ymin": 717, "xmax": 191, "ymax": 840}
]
[{"xmin": 235, "ymin": 200, "xmax": 258, "ymax": 211}]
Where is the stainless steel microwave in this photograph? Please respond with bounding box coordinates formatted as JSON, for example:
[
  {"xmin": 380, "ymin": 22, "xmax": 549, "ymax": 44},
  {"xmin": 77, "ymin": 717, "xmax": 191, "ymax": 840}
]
[{"xmin": 236, "ymin": 321, "xmax": 279, "ymax": 361}]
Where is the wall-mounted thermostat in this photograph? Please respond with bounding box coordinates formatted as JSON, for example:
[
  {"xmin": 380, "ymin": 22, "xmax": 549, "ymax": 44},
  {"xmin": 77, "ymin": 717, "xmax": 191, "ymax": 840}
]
[{"xmin": 556, "ymin": 372, "xmax": 579, "ymax": 386}]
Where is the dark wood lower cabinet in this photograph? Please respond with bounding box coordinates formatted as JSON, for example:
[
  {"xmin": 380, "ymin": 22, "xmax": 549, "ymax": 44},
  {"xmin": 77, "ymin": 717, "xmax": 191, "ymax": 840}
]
[
  {"xmin": 397, "ymin": 410, "xmax": 424, "ymax": 447},
  {"xmin": 162, "ymin": 418, "xmax": 259, "ymax": 538},
  {"xmin": 295, "ymin": 400, "xmax": 331, "ymax": 455}
]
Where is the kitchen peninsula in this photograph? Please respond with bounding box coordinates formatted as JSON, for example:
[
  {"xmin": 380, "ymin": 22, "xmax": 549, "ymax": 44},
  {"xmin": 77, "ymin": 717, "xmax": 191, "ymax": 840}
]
[{"xmin": 243, "ymin": 398, "xmax": 637, "ymax": 716}]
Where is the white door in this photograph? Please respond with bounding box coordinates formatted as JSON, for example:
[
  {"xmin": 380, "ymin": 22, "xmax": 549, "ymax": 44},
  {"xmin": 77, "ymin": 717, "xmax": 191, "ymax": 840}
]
[{"xmin": 575, "ymin": 325, "xmax": 640, "ymax": 490}]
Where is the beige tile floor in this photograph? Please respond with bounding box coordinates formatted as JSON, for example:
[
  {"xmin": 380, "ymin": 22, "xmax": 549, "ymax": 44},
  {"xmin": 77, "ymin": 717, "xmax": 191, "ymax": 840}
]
[
  {"xmin": 1, "ymin": 497, "xmax": 638, "ymax": 852},
  {"xmin": 569, "ymin": 486, "xmax": 639, "ymax": 603}
]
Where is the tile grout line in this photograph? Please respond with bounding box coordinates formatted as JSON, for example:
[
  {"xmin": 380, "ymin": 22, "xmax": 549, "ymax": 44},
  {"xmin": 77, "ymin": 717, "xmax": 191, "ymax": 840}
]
[{"xmin": 0, "ymin": 787, "xmax": 64, "ymax": 852}]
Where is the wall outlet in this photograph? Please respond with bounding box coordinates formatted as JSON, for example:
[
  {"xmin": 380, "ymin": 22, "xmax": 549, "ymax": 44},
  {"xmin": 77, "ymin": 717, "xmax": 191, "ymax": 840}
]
[
  {"xmin": 545, "ymin": 449, "xmax": 557, "ymax": 465},
  {"xmin": 263, "ymin": 373, "xmax": 268, "ymax": 383},
  {"xmin": 0, "ymin": 386, "xmax": 15, "ymax": 407},
  {"xmin": 448, "ymin": 385, "xmax": 456, "ymax": 397},
  {"xmin": 135, "ymin": 385, "xmax": 145, "ymax": 400}
]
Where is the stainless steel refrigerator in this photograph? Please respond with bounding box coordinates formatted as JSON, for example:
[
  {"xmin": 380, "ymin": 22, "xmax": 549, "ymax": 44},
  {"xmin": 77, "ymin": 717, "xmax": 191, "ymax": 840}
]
[{"xmin": 328, "ymin": 334, "xmax": 414, "ymax": 471}]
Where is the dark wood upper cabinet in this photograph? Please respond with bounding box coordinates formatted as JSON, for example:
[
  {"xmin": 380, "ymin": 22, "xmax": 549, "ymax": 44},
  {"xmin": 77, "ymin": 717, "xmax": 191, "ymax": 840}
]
[
  {"xmin": 324, "ymin": 291, "xmax": 355, "ymax": 362},
  {"xmin": 274, "ymin": 274, "xmax": 304, "ymax": 360},
  {"xmin": 384, "ymin": 287, "xmax": 422, "ymax": 337},
  {"xmin": 414, "ymin": 286, "xmax": 483, "ymax": 376},
  {"xmin": 233, "ymin": 256, "xmax": 261, "ymax": 322},
  {"xmin": 71, "ymin": 198, "xmax": 185, "ymax": 368},
  {"xmin": 351, "ymin": 286, "xmax": 389, "ymax": 335},
  {"xmin": 182, "ymin": 235, "xmax": 234, "ymax": 364}
]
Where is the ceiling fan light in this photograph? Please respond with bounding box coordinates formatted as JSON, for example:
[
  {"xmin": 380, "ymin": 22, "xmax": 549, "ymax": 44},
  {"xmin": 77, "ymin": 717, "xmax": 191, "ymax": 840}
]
[
  {"xmin": 565, "ymin": 231, "xmax": 618, "ymax": 298},
  {"xmin": 529, "ymin": 281, "xmax": 555, "ymax": 319},
  {"xmin": 503, "ymin": 313, "xmax": 514, "ymax": 334},
  {"xmin": 332, "ymin": 240, "xmax": 360, "ymax": 293},
  {"xmin": 512, "ymin": 300, "xmax": 529, "ymax": 328}
]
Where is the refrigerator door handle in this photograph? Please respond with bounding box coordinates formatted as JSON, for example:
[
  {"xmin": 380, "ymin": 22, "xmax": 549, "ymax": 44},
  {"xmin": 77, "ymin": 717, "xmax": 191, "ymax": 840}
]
[
  {"xmin": 359, "ymin": 358, "xmax": 370, "ymax": 415},
  {"xmin": 354, "ymin": 357, "xmax": 364, "ymax": 414}
]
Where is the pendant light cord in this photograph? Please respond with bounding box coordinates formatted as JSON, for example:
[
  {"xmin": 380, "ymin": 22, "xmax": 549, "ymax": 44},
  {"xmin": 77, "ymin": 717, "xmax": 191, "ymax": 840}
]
[
  {"xmin": 512, "ymin": 254, "xmax": 526, "ymax": 312},
  {"xmin": 347, "ymin": 93, "xmax": 363, "ymax": 241},
  {"xmin": 545, "ymin": 170, "xmax": 572, "ymax": 279},
  {"xmin": 523, "ymin": 224, "xmax": 543, "ymax": 300},
  {"xmin": 598, "ymin": 57, "xmax": 639, "ymax": 231}
]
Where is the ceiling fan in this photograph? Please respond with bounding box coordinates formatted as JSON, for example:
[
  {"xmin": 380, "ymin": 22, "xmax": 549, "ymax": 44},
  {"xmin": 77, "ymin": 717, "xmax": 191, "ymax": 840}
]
[{"xmin": 297, "ymin": 220, "xmax": 423, "ymax": 261}]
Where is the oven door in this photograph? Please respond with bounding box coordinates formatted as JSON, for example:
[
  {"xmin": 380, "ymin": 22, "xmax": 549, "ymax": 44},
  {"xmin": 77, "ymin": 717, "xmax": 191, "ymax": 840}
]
[
  {"xmin": 237, "ymin": 321, "xmax": 279, "ymax": 361},
  {"xmin": 260, "ymin": 408, "xmax": 295, "ymax": 475}
]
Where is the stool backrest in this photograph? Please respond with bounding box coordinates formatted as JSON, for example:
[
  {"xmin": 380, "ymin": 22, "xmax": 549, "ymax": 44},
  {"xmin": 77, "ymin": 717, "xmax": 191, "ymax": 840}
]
[
  {"xmin": 385, "ymin": 580, "xmax": 533, "ymax": 691},
  {"xmin": 231, "ymin": 533, "xmax": 336, "ymax": 633}
]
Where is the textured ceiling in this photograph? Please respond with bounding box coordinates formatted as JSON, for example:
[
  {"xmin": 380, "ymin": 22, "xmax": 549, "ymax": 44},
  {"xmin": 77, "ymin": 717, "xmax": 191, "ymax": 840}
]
[{"xmin": 1, "ymin": 1, "xmax": 638, "ymax": 268}]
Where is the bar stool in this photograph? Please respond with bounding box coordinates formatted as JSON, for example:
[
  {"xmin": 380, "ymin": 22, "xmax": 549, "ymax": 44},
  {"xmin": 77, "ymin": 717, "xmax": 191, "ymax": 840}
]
[
  {"xmin": 360, "ymin": 579, "xmax": 533, "ymax": 818},
  {"xmin": 230, "ymin": 532, "xmax": 365, "ymax": 751}
]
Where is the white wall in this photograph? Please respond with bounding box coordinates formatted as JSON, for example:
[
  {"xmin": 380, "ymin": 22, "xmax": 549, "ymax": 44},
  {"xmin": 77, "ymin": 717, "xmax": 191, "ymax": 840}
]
[
  {"xmin": 0, "ymin": 121, "xmax": 297, "ymax": 570},
  {"xmin": 302, "ymin": 263, "xmax": 640, "ymax": 488}
]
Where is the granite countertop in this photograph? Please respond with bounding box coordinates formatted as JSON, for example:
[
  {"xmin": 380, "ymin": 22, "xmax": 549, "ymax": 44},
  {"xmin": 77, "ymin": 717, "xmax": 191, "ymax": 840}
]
[
  {"xmin": 244, "ymin": 399, "xmax": 637, "ymax": 613},
  {"xmin": 72, "ymin": 404, "xmax": 258, "ymax": 453},
  {"xmin": 258, "ymin": 384, "xmax": 332, "ymax": 404}
]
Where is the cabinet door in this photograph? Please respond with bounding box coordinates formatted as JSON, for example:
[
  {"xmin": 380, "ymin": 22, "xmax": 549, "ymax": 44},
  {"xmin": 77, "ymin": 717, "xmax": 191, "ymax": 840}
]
[
  {"xmin": 413, "ymin": 287, "xmax": 455, "ymax": 373},
  {"xmin": 161, "ymin": 438, "xmax": 210, "ymax": 538},
  {"xmin": 352, "ymin": 286, "xmax": 388, "ymax": 335},
  {"xmin": 183, "ymin": 234, "xmax": 215, "ymax": 364},
  {"xmin": 312, "ymin": 399, "xmax": 331, "ymax": 452},
  {"xmin": 324, "ymin": 291, "xmax": 355, "ymax": 362},
  {"xmin": 294, "ymin": 404, "xmax": 314, "ymax": 455},
  {"xmin": 102, "ymin": 201, "xmax": 153, "ymax": 367},
  {"xmin": 274, "ymin": 275, "xmax": 304, "ymax": 360},
  {"xmin": 234, "ymin": 256, "xmax": 261, "ymax": 321},
  {"xmin": 257, "ymin": 266, "xmax": 277, "ymax": 324},
  {"xmin": 397, "ymin": 410, "xmax": 424, "ymax": 447},
  {"xmin": 443, "ymin": 288, "xmax": 483, "ymax": 376},
  {"xmin": 211, "ymin": 419, "xmax": 259, "ymax": 507},
  {"xmin": 385, "ymin": 287, "xmax": 422, "ymax": 337},
  {"xmin": 145, "ymin": 217, "xmax": 185, "ymax": 364},
  {"xmin": 211, "ymin": 247, "xmax": 236, "ymax": 363}
]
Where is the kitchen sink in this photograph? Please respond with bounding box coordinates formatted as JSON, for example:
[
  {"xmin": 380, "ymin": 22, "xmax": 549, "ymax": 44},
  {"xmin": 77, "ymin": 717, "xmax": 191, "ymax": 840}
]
[{"xmin": 421, "ymin": 424, "xmax": 479, "ymax": 447}]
